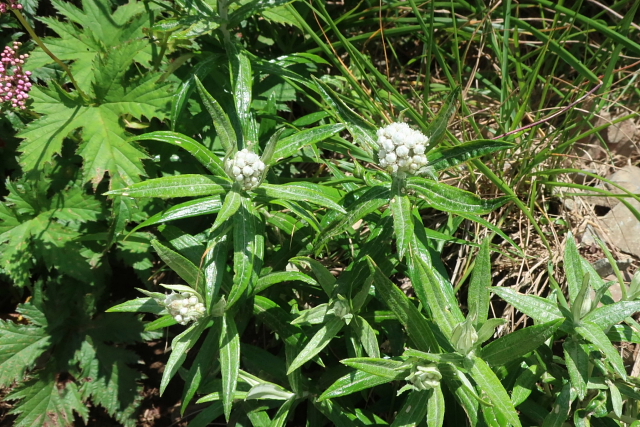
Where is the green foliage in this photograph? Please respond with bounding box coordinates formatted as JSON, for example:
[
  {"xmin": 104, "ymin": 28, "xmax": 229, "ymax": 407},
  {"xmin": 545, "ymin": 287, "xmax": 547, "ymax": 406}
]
[{"xmin": 2, "ymin": 0, "xmax": 640, "ymax": 425}]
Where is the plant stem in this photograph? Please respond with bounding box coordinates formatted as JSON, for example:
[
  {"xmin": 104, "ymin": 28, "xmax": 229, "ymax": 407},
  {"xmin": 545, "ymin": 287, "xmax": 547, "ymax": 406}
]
[{"xmin": 12, "ymin": 9, "xmax": 90, "ymax": 101}]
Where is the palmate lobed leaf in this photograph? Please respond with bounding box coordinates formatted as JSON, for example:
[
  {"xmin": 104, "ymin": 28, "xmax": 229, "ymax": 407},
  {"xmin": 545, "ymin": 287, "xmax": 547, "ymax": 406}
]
[
  {"xmin": 7, "ymin": 369, "xmax": 88, "ymax": 427},
  {"xmin": 19, "ymin": 37, "xmax": 172, "ymax": 187},
  {"xmin": 0, "ymin": 320, "xmax": 50, "ymax": 388}
]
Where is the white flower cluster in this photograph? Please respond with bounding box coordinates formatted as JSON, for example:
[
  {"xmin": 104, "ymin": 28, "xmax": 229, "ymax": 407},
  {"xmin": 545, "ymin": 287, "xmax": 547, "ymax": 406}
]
[
  {"xmin": 226, "ymin": 148, "xmax": 265, "ymax": 191},
  {"xmin": 164, "ymin": 292, "xmax": 206, "ymax": 325},
  {"xmin": 376, "ymin": 123, "xmax": 429, "ymax": 175}
]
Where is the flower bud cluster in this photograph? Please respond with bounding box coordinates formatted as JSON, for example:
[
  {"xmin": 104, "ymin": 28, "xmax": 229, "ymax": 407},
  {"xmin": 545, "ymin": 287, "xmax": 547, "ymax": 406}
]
[
  {"xmin": 0, "ymin": 0, "xmax": 22, "ymax": 13},
  {"xmin": 0, "ymin": 42, "xmax": 32, "ymax": 110},
  {"xmin": 406, "ymin": 364, "xmax": 442, "ymax": 391},
  {"xmin": 226, "ymin": 148, "xmax": 265, "ymax": 191},
  {"xmin": 376, "ymin": 123, "xmax": 429, "ymax": 175},
  {"xmin": 164, "ymin": 292, "xmax": 206, "ymax": 325}
]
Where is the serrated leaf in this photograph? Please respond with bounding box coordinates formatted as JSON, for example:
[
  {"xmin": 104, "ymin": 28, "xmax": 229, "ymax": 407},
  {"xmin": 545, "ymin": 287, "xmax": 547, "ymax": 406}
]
[
  {"xmin": 7, "ymin": 370, "xmax": 88, "ymax": 427},
  {"xmin": 318, "ymin": 369, "xmax": 392, "ymax": 401},
  {"xmin": 287, "ymin": 316, "xmax": 344, "ymax": 374},
  {"xmin": 0, "ymin": 320, "xmax": 50, "ymax": 387},
  {"xmin": 129, "ymin": 131, "xmax": 227, "ymax": 176},
  {"xmin": 272, "ymin": 123, "xmax": 346, "ymax": 160},
  {"xmin": 482, "ymin": 319, "xmax": 562, "ymax": 366},
  {"xmin": 407, "ymin": 177, "xmax": 511, "ymax": 214},
  {"xmin": 219, "ymin": 312, "xmax": 240, "ymax": 420},
  {"xmin": 106, "ymin": 175, "xmax": 231, "ymax": 198},
  {"xmin": 254, "ymin": 183, "xmax": 346, "ymax": 213}
]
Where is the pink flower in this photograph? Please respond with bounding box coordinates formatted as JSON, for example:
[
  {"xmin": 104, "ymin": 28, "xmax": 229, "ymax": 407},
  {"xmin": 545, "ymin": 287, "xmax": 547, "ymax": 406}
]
[{"xmin": 0, "ymin": 41, "xmax": 31, "ymax": 110}]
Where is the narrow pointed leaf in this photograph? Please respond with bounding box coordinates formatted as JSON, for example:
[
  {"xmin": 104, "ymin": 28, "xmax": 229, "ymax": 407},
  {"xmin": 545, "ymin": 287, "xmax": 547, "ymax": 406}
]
[
  {"xmin": 210, "ymin": 190, "xmax": 242, "ymax": 233},
  {"xmin": 352, "ymin": 315, "xmax": 380, "ymax": 358},
  {"xmin": 407, "ymin": 177, "xmax": 510, "ymax": 214},
  {"xmin": 582, "ymin": 301, "xmax": 640, "ymax": 330},
  {"xmin": 132, "ymin": 196, "xmax": 222, "ymax": 232},
  {"xmin": 228, "ymin": 198, "xmax": 260, "ymax": 308},
  {"xmin": 318, "ymin": 369, "xmax": 392, "ymax": 401},
  {"xmin": 426, "ymin": 139, "xmax": 513, "ymax": 172},
  {"xmin": 541, "ymin": 383, "xmax": 573, "ymax": 427},
  {"xmin": 160, "ymin": 321, "xmax": 208, "ymax": 395},
  {"xmin": 491, "ymin": 287, "xmax": 563, "ymax": 323},
  {"xmin": 390, "ymin": 177, "xmax": 412, "ymax": 260},
  {"xmin": 468, "ymin": 238, "xmax": 492, "ymax": 326},
  {"xmin": 367, "ymin": 257, "xmax": 438, "ymax": 352},
  {"xmin": 564, "ymin": 339, "xmax": 588, "ymax": 400},
  {"xmin": 219, "ymin": 312, "xmax": 240, "ymax": 421},
  {"xmin": 254, "ymin": 183, "xmax": 346, "ymax": 213},
  {"xmin": 482, "ymin": 319, "xmax": 562, "ymax": 366},
  {"xmin": 195, "ymin": 77, "xmax": 236, "ymax": 153},
  {"xmin": 576, "ymin": 322, "xmax": 627, "ymax": 379},
  {"xmin": 273, "ymin": 123, "xmax": 346, "ymax": 160},
  {"xmin": 341, "ymin": 357, "xmax": 408, "ymax": 379},
  {"xmin": 152, "ymin": 240, "xmax": 205, "ymax": 294},
  {"xmin": 129, "ymin": 131, "xmax": 227, "ymax": 176},
  {"xmin": 391, "ymin": 389, "xmax": 430, "ymax": 427},
  {"xmin": 287, "ymin": 316, "xmax": 344, "ymax": 374},
  {"xmin": 427, "ymin": 386, "xmax": 445, "ymax": 427},
  {"xmin": 563, "ymin": 234, "xmax": 584, "ymax": 303},
  {"xmin": 105, "ymin": 175, "xmax": 231, "ymax": 198},
  {"xmin": 204, "ymin": 228, "xmax": 229, "ymax": 309},
  {"xmin": 424, "ymin": 86, "xmax": 460, "ymax": 148},
  {"xmin": 469, "ymin": 357, "xmax": 522, "ymax": 427}
]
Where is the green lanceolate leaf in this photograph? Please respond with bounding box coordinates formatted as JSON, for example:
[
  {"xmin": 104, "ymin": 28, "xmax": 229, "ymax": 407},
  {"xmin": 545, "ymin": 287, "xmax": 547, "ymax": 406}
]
[
  {"xmin": 129, "ymin": 131, "xmax": 227, "ymax": 176},
  {"xmin": 407, "ymin": 177, "xmax": 510, "ymax": 214},
  {"xmin": 427, "ymin": 386, "xmax": 445, "ymax": 427},
  {"xmin": 315, "ymin": 185, "xmax": 390, "ymax": 250},
  {"xmin": 318, "ymin": 369, "xmax": 393, "ymax": 401},
  {"xmin": 575, "ymin": 322, "xmax": 627, "ymax": 379},
  {"xmin": 391, "ymin": 390, "xmax": 431, "ymax": 427},
  {"xmin": 469, "ymin": 357, "xmax": 522, "ymax": 427},
  {"xmin": 106, "ymin": 297, "xmax": 165, "ymax": 314},
  {"xmin": 105, "ymin": 175, "xmax": 231, "ymax": 198},
  {"xmin": 390, "ymin": 176, "xmax": 413, "ymax": 260},
  {"xmin": 287, "ymin": 315, "xmax": 344, "ymax": 374},
  {"xmin": 511, "ymin": 363, "xmax": 544, "ymax": 406},
  {"xmin": 253, "ymin": 271, "xmax": 317, "ymax": 295},
  {"xmin": 152, "ymin": 240, "xmax": 205, "ymax": 295},
  {"xmin": 171, "ymin": 54, "xmax": 221, "ymax": 128},
  {"xmin": 131, "ymin": 196, "xmax": 223, "ymax": 232},
  {"xmin": 367, "ymin": 257, "xmax": 438, "ymax": 352},
  {"xmin": 254, "ymin": 183, "xmax": 346, "ymax": 213},
  {"xmin": 541, "ymin": 383, "xmax": 573, "ymax": 427},
  {"xmin": 424, "ymin": 86, "xmax": 460, "ymax": 148},
  {"xmin": 468, "ymin": 238, "xmax": 492, "ymax": 326},
  {"xmin": 352, "ymin": 315, "xmax": 380, "ymax": 358},
  {"xmin": 210, "ymin": 190, "xmax": 242, "ymax": 233},
  {"xmin": 314, "ymin": 77, "xmax": 378, "ymax": 155},
  {"xmin": 563, "ymin": 234, "xmax": 584, "ymax": 303},
  {"xmin": 491, "ymin": 287, "xmax": 563, "ymax": 323},
  {"xmin": 426, "ymin": 139, "xmax": 513, "ymax": 172},
  {"xmin": 160, "ymin": 320, "xmax": 208, "ymax": 395},
  {"xmin": 341, "ymin": 357, "xmax": 408, "ymax": 380},
  {"xmin": 290, "ymin": 257, "xmax": 337, "ymax": 296},
  {"xmin": 204, "ymin": 227, "xmax": 229, "ymax": 310},
  {"xmin": 228, "ymin": 198, "xmax": 261, "ymax": 308},
  {"xmin": 219, "ymin": 312, "xmax": 240, "ymax": 420},
  {"xmin": 228, "ymin": 45, "xmax": 253, "ymax": 146},
  {"xmin": 260, "ymin": 127, "xmax": 284, "ymax": 167},
  {"xmin": 563, "ymin": 338, "xmax": 588, "ymax": 400},
  {"xmin": 582, "ymin": 301, "xmax": 640, "ymax": 330},
  {"xmin": 182, "ymin": 328, "xmax": 220, "ymax": 413},
  {"xmin": 482, "ymin": 319, "xmax": 562, "ymax": 366},
  {"xmin": 0, "ymin": 320, "xmax": 50, "ymax": 387},
  {"xmin": 272, "ymin": 123, "xmax": 346, "ymax": 160},
  {"xmin": 195, "ymin": 77, "xmax": 236, "ymax": 154}
]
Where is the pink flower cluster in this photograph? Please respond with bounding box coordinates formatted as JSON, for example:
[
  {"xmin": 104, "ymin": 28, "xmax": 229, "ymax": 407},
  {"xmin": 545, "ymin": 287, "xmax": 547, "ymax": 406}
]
[
  {"xmin": 0, "ymin": 0, "xmax": 22, "ymax": 13},
  {"xmin": 0, "ymin": 41, "xmax": 32, "ymax": 110}
]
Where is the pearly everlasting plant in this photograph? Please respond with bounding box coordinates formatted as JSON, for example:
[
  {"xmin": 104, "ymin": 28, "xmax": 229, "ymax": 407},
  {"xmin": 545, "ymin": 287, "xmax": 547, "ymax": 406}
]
[
  {"xmin": 376, "ymin": 122, "xmax": 429, "ymax": 175},
  {"xmin": 163, "ymin": 291, "xmax": 206, "ymax": 325}
]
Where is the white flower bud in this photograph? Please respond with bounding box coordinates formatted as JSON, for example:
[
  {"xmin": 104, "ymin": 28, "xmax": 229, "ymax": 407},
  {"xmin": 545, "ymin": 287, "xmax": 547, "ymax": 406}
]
[
  {"xmin": 236, "ymin": 174, "xmax": 244, "ymax": 182},
  {"xmin": 175, "ymin": 314, "xmax": 183, "ymax": 323},
  {"xmin": 414, "ymin": 144, "xmax": 425, "ymax": 154},
  {"xmin": 180, "ymin": 307, "xmax": 188, "ymax": 315},
  {"xmin": 232, "ymin": 166, "xmax": 241, "ymax": 176},
  {"xmin": 243, "ymin": 166, "xmax": 254, "ymax": 176},
  {"xmin": 189, "ymin": 296, "xmax": 198, "ymax": 305},
  {"xmin": 396, "ymin": 145, "xmax": 409, "ymax": 158},
  {"xmin": 385, "ymin": 152, "xmax": 397, "ymax": 164}
]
